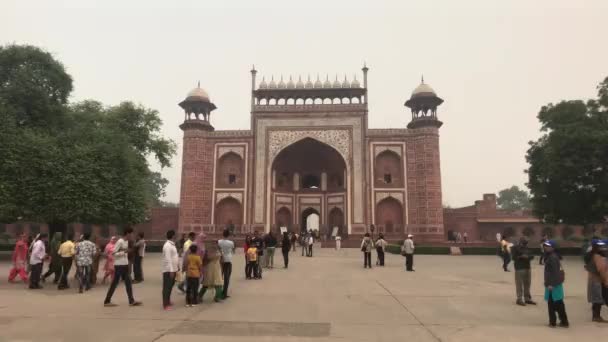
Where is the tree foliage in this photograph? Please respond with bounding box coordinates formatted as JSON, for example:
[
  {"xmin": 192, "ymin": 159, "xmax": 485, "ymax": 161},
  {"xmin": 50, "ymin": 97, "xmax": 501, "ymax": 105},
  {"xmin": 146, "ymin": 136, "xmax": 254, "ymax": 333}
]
[
  {"xmin": 0, "ymin": 45, "xmax": 176, "ymax": 225},
  {"xmin": 0, "ymin": 45, "xmax": 73, "ymax": 128},
  {"xmin": 526, "ymin": 77, "xmax": 608, "ymax": 225},
  {"xmin": 497, "ymin": 185, "xmax": 531, "ymax": 211}
]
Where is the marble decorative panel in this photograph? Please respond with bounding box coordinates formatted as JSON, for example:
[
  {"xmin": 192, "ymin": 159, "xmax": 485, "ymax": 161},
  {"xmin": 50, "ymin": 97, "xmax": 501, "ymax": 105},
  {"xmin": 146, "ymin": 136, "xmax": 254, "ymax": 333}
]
[
  {"xmin": 216, "ymin": 192, "xmax": 243, "ymax": 204},
  {"xmin": 375, "ymin": 192, "xmax": 404, "ymax": 205},
  {"xmin": 374, "ymin": 145, "xmax": 402, "ymax": 158},
  {"xmin": 217, "ymin": 146, "xmax": 245, "ymax": 159}
]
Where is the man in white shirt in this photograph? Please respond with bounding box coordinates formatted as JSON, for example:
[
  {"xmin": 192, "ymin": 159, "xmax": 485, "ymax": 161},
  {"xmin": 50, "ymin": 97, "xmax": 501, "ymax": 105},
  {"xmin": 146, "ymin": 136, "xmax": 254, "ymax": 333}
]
[
  {"xmin": 29, "ymin": 233, "xmax": 48, "ymax": 289},
  {"xmin": 218, "ymin": 229, "xmax": 235, "ymax": 299},
  {"xmin": 161, "ymin": 230, "xmax": 179, "ymax": 310},
  {"xmin": 402, "ymin": 234, "xmax": 415, "ymax": 272},
  {"xmin": 104, "ymin": 227, "xmax": 142, "ymax": 307}
]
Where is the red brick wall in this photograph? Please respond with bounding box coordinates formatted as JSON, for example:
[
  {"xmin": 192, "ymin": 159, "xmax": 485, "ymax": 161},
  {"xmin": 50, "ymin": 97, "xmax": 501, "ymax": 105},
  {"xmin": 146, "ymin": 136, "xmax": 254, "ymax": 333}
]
[
  {"xmin": 406, "ymin": 129, "xmax": 444, "ymax": 240},
  {"xmin": 134, "ymin": 207, "xmax": 179, "ymax": 239},
  {"xmin": 179, "ymin": 131, "xmax": 214, "ymax": 232}
]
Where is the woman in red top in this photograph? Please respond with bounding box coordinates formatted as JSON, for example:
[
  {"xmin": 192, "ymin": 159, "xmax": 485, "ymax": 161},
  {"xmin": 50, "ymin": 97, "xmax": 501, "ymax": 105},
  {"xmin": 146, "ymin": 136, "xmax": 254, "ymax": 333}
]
[{"xmin": 9, "ymin": 234, "xmax": 29, "ymax": 283}]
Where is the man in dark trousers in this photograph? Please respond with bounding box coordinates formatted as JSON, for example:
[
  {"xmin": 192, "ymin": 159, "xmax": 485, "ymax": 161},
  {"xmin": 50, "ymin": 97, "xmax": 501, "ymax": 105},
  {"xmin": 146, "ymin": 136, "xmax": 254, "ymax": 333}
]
[
  {"xmin": 511, "ymin": 237, "xmax": 536, "ymax": 306},
  {"xmin": 218, "ymin": 229, "xmax": 235, "ymax": 299},
  {"xmin": 543, "ymin": 240, "xmax": 569, "ymax": 328},
  {"xmin": 402, "ymin": 234, "xmax": 415, "ymax": 271},
  {"xmin": 103, "ymin": 227, "xmax": 142, "ymax": 307}
]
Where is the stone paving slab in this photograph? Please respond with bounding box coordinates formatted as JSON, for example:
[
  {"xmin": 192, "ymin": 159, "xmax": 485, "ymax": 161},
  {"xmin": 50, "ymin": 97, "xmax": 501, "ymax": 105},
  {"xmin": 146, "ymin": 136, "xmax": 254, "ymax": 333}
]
[{"xmin": 0, "ymin": 249, "xmax": 607, "ymax": 341}]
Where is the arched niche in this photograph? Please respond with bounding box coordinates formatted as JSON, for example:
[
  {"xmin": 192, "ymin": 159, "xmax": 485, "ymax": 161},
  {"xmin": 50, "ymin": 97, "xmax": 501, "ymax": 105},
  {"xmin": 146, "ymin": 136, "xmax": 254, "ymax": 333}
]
[
  {"xmin": 375, "ymin": 197, "xmax": 404, "ymax": 233},
  {"xmin": 374, "ymin": 150, "xmax": 403, "ymax": 188},
  {"xmin": 275, "ymin": 206, "xmax": 292, "ymax": 228},
  {"xmin": 216, "ymin": 152, "xmax": 244, "ymax": 188},
  {"xmin": 215, "ymin": 197, "xmax": 243, "ymax": 226}
]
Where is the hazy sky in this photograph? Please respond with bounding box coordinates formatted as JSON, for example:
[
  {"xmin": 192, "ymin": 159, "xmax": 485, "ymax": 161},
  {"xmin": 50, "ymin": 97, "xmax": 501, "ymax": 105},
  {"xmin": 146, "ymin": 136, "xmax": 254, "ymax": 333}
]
[{"xmin": 3, "ymin": 0, "xmax": 607, "ymax": 207}]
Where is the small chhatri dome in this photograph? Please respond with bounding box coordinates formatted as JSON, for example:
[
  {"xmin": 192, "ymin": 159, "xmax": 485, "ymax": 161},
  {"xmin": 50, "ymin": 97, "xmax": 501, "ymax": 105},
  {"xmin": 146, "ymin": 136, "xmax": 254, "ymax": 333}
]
[
  {"xmin": 287, "ymin": 76, "xmax": 295, "ymax": 88},
  {"xmin": 186, "ymin": 82, "xmax": 210, "ymax": 102},
  {"xmin": 259, "ymin": 77, "xmax": 268, "ymax": 89},
  {"xmin": 323, "ymin": 75, "xmax": 332, "ymax": 88},
  {"xmin": 314, "ymin": 75, "xmax": 323, "ymax": 88},
  {"xmin": 296, "ymin": 76, "xmax": 304, "ymax": 88},
  {"xmin": 268, "ymin": 76, "xmax": 277, "ymax": 89},
  {"xmin": 305, "ymin": 75, "xmax": 314, "ymax": 88},
  {"xmin": 278, "ymin": 75, "xmax": 286, "ymax": 89},
  {"xmin": 411, "ymin": 76, "xmax": 437, "ymax": 98},
  {"xmin": 341, "ymin": 75, "xmax": 350, "ymax": 88},
  {"xmin": 351, "ymin": 75, "xmax": 360, "ymax": 88},
  {"xmin": 332, "ymin": 75, "xmax": 341, "ymax": 88}
]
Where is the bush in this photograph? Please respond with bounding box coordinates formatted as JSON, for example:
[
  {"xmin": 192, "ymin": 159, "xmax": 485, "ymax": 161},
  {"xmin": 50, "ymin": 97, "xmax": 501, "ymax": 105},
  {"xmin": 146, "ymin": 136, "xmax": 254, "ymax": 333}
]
[
  {"xmin": 385, "ymin": 244, "xmax": 450, "ymax": 255},
  {"xmin": 567, "ymin": 235, "xmax": 585, "ymax": 242}
]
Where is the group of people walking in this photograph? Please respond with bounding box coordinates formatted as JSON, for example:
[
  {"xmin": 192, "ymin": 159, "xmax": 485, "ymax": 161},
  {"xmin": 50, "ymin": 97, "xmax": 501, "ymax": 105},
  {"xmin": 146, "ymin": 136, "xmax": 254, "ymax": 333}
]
[
  {"xmin": 359, "ymin": 233, "xmax": 414, "ymax": 271},
  {"xmin": 8, "ymin": 229, "xmax": 147, "ymax": 296}
]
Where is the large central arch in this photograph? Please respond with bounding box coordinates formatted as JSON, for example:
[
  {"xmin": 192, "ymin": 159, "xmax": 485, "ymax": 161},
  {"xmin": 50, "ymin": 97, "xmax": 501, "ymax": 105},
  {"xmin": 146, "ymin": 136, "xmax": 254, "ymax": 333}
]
[{"xmin": 268, "ymin": 137, "xmax": 349, "ymax": 234}]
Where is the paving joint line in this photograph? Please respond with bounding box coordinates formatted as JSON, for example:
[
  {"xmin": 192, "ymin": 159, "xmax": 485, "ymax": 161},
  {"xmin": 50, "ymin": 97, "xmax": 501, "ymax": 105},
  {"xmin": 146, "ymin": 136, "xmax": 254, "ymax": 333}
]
[{"xmin": 376, "ymin": 280, "xmax": 442, "ymax": 342}]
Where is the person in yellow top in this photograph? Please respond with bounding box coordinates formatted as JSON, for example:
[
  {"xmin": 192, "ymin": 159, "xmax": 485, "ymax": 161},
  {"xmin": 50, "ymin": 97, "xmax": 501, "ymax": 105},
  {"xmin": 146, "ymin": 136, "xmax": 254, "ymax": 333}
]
[
  {"xmin": 500, "ymin": 236, "xmax": 513, "ymax": 272},
  {"xmin": 185, "ymin": 244, "xmax": 202, "ymax": 307},
  {"xmin": 178, "ymin": 232, "xmax": 196, "ymax": 293},
  {"xmin": 57, "ymin": 234, "xmax": 76, "ymax": 290},
  {"xmin": 246, "ymin": 247, "xmax": 258, "ymax": 279}
]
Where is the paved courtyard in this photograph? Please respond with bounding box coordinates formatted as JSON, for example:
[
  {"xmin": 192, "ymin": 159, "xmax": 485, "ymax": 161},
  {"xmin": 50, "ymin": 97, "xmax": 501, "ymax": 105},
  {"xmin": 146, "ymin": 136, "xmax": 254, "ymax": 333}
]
[{"xmin": 0, "ymin": 247, "xmax": 606, "ymax": 341}]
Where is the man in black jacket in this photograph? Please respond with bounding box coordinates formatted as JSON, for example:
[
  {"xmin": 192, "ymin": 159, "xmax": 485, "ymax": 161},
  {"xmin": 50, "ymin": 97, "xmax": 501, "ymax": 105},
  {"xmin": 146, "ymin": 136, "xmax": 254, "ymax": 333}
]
[
  {"xmin": 543, "ymin": 240, "xmax": 569, "ymax": 328},
  {"xmin": 511, "ymin": 237, "xmax": 536, "ymax": 306}
]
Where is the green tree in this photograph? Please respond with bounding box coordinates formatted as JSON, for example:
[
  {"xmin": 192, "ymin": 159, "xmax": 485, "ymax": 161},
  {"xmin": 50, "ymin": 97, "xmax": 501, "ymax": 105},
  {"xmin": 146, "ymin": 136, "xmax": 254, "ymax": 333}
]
[
  {"xmin": 0, "ymin": 44, "xmax": 72, "ymax": 128},
  {"xmin": 526, "ymin": 77, "xmax": 608, "ymax": 225},
  {"xmin": 497, "ymin": 185, "xmax": 531, "ymax": 211},
  {"xmin": 0, "ymin": 45, "xmax": 176, "ymax": 227}
]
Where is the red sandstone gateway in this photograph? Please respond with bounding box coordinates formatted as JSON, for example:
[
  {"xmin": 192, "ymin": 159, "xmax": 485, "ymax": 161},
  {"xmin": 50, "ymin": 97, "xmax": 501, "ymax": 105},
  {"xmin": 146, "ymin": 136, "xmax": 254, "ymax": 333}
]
[{"xmin": 177, "ymin": 66, "xmax": 444, "ymax": 243}]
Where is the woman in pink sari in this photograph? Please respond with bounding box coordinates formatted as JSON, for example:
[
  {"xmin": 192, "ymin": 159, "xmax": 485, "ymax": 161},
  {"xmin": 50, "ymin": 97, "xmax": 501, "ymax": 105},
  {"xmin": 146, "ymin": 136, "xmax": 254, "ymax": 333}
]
[
  {"xmin": 102, "ymin": 236, "xmax": 117, "ymax": 284},
  {"xmin": 9, "ymin": 234, "xmax": 29, "ymax": 283}
]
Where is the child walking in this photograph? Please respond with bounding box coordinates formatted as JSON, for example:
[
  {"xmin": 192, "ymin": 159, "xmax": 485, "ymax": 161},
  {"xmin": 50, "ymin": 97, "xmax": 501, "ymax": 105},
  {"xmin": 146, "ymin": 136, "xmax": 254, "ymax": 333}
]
[{"xmin": 185, "ymin": 244, "xmax": 202, "ymax": 307}]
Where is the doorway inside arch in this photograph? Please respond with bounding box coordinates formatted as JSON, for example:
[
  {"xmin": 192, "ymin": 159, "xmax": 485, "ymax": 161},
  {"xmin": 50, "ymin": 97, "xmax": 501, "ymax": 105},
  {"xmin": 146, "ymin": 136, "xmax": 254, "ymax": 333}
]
[{"xmin": 301, "ymin": 207, "xmax": 320, "ymax": 234}]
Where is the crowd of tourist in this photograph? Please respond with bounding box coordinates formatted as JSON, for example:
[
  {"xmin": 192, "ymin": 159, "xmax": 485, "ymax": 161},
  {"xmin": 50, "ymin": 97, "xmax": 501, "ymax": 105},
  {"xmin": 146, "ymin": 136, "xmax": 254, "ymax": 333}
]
[
  {"xmin": 497, "ymin": 233, "xmax": 608, "ymax": 327},
  {"xmin": 7, "ymin": 226, "xmax": 608, "ymax": 328}
]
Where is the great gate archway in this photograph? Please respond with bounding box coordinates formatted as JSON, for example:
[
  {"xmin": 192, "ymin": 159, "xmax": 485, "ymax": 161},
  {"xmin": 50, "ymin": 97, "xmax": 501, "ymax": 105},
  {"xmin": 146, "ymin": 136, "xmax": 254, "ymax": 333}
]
[{"xmin": 270, "ymin": 138, "xmax": 348, "ymax": 235}]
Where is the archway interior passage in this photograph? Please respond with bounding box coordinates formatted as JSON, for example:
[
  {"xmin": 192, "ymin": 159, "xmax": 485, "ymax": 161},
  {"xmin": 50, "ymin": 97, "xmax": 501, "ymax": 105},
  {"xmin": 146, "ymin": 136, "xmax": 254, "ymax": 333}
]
[
  {"xmin": 301, "ymin": 207, "xmax": 320, "ymax": 233},
  {"xmin": 272, "ymin": 138, "xmax": 346, "ymax": 192}
]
